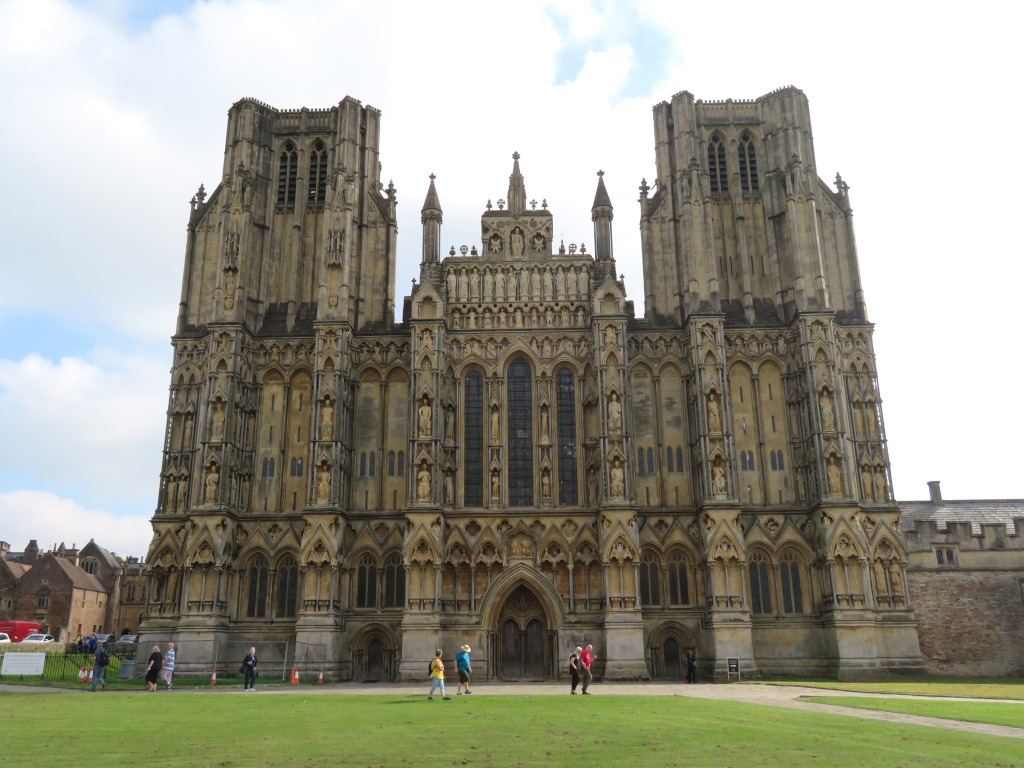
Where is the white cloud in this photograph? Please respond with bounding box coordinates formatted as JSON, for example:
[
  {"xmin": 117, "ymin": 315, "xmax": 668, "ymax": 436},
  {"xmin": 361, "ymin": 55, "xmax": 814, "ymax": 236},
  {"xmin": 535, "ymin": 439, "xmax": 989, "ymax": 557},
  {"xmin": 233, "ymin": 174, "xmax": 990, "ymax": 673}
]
[{"xmin": 0, "ymin": 490, "xmax": 152, "ymax": 560}]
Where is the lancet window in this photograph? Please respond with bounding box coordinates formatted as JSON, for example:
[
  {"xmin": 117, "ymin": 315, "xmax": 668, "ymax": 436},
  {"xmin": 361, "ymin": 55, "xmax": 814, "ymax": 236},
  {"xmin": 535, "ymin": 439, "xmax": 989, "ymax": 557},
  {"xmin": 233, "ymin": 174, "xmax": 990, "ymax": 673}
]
[
  {"xmin": 749, "ymin": 551, "xmax": 771, "ymax": 615},
  {"xmin": 556, "ymin": 368, "xmax": 578, "ymax": 505},
  {"xmin": 639, "ymin": 552, "xmax": 661, "ymax": 606},
  {"xmin": 667, "ymin": 552, "xmax": 690, "ymax": 606},
  {"xmin": 308, "ymin": 140, "xmax": 328, "ymax": 205},
  {"xmin": 277, "ymin": 141, "xmax": 298, "ymax": 207},
  {"xmin": 779, "ymin": 551, "xmax": 803, "ymax": 614},
  {"xmin": 276, "ymin": 556, "xmax": 299, "ymax": 618},
  {"xmin": 463, "ymin": 371, "xmax": 484, "ymax": 506},
  {"xmin": 708, "ymin": 134, "xmax": 728, "ymax": 195},
  {"xmin": 507, "ymin": 358, "xmax": 534, "ymax": 506},
  {"xmin": 245, "ymin": 556, "xmax": 269, "ymax": 618},
  {"xmin": 738, "ymin": 132, "xmax": 759, "ymax": 193}
]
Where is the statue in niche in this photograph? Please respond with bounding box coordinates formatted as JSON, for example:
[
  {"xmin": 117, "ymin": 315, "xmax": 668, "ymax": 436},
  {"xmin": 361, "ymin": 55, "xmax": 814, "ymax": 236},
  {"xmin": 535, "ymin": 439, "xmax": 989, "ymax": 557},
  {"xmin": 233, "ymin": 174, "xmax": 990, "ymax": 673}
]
[
  {"xmin": 542, "ymin": 267, "xmax": 553, "ymax": 300},
  {"xmin": 826, "ymin": 455, "xmax": 843, "ymax": 496},
  {"xmin": 610, "ymin": 457, "xmax": 625, "ymax": 499},
  {"xmin": 444, "ymin": 408, "xmax": 455, "ymax": 443},
  {"xmin": 819, "ymin": 390, "xmax": 835, "ymax": 432},
  {"xmin": 603, "ymin": 325, "xmax": 617, "ymax": 347},
  {"xmin": 861, "ymin": 465, "xmax": 874, "ymax": 501},
  {"xmin": 587, "ymin": 467, "xmax": 599, "ymax": 505},
  {"xmin": 712, "ymin": 461, "xmax": 727, "ymax": 496},
  {"xmin": 542, "ymin": 469, "xmax": 551, "ymax": 499},
  {"xmin": 540, "ymin": 406, "xmax": 550, "ymax": 442},
  {"xmin": 457, "ymin": 268, "xmax": 468, "ymax": 301},
  {"xmin": 443, "ymin": 470, "xmax": 454, "ymax": 505},
  {"xmin": 530, "ymin": 268, "xmax": 541, "ymax": 300},
  {"xmin": 707, "ymin": 392, "xmax": 722, "ymax": 433},
  {"xmin": 204, "ymin": 464, "xmax": 219, "ymax": 504},
  {"xmin": 421, "ymin": 328, "xmax": 433, "ymax": 349},
  {"xmin": 873, "ymin": 467, "xmax": 887, "ymax": 502},
  {"xmin": 469, "ymin": 269, "xmax": 480, "ymax": 301},
  {"xmin": 889, "ymin": 563, "xmax": 903, "ymax": 594},
  {"xmin": 320, "ymin": 398, "xmax": 334, "ymax": 440},
  {"xmin": 578, "ymin": 267, "xmax": 589, "ymax": 298},
  {"xmin": 577, "ymin": 307, "xmax": 586, "ymax": 326},
  {"xmin": 317, "ymin": 465, "xmax": 331, "ymax": 502},
  {"xmin": 223, "ymin": 270, "xmax": 236, "ymax": 311},
  {"xmin": 854, "ymin": 403, "xmax": 866, "ymax": 436},
  {"xmin": 560, "ymin": 306, "xmax": 571, "ymax": 326},
  {"xmin": 529, "ymin": 307, "xmax": 539, "ymax": 327},
  {"xmin": 874, "ymin": 560, "xmax": 888, "ymax": 594},
  {"xmin": 417, "ymin": 463, "xmax": 431, "ymax": 501},
  {"xmin": 490, "ymin": 406, "xmax": 500, "ymax": 442},
  {"xmin": 868, "ymin": 403, "xmax": 880, "ymax": 437},
  {"xmin": 418, "ymin": 396, "xmax": 432, "ymax": 438},
  {"xmin": 567, "ymin": 266, "xmax": 578, "ymax": 299},
  {"xmin": 555, "ymin": 267, "xmax": 566, "ymax": 299},
  {"xmin": 491, "ymin": 471, "xmax": 501, "ymax": 503},
  {"xmin": 210, "ymin": 400, "xmax": 225, "ymax": 440},
  {"xmin": 542, "ymin": 338, "xmax": 552, "ymax": 357},
  {"xmin": 483, "ymin": 268, "xmax": 493, "ymax": 300},
  {"xmin": 607, "ymin": 391, "xmax": 622, "ymax": 434},
  {"xmin": 182, "ymin": 414, "xmax": 193, "ymax": 448},
  {"xmin": 514, "ymin": 308, "xmax": 524, "ymax": 328},
  {"xmin": 467, "ymin": 308, "xmax": 478, "ymax": 329},
  {"xmin": 510, "ymin": 229, "xmax": 525, "ymax": 259},
  {"xmin": 446, "ymin": 269, "xmax": 457, "ymax": 299},
  {"xmin": 544, "ymin": 307, "xmax": 554, "ymax": 326},
  {"xmin": 494, "ymin": 268, "xmax": 506, "ymax": 301}
]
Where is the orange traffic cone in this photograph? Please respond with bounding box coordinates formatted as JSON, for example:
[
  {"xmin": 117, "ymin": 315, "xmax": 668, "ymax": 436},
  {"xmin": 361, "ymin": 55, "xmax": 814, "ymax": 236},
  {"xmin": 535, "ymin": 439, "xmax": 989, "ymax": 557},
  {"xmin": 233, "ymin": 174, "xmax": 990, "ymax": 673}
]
[
  {"xmin": 317, "ymin": 669, "xmax": 324, "ymax": 684},
  {"xmin": 87, "ymin": 666, "xmax": 94, "ymax": 683},
  {"xmin": 290, "ymin": 666, "xmax": 300, "ymax": 684},
  {"xmin": 78, "ymin": 667, "xmax": 86, "ymax": 682},
  {"xmin": 210, "ymin": 669, "xmax": 217, "ymax": 685}
]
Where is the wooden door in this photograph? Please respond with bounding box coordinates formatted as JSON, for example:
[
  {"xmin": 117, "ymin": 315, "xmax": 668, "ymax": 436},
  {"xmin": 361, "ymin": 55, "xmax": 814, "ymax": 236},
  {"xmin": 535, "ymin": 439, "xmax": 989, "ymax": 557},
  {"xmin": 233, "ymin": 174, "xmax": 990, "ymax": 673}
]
[
  {"xmin": 524, "ymin": 619, "xmax": 545, "ymax": 679},
  {"xmin": 501, "ymin": 618, "xmax": 522, "ymax": 679},
  {"xmin": 366, "ymin": 638, "xmax": 384, "ymax": 681},
  {"xmin": 663, "ymin": 636, "xmax": 681, "ymax": 679}
]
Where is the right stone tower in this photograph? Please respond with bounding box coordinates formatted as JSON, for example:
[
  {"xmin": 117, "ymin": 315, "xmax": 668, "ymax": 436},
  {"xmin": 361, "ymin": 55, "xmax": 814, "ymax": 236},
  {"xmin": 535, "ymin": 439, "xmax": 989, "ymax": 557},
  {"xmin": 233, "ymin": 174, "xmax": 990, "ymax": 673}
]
[{"xmin": 635, "ymin": 86, "xmax": 922, "ymax": 678}]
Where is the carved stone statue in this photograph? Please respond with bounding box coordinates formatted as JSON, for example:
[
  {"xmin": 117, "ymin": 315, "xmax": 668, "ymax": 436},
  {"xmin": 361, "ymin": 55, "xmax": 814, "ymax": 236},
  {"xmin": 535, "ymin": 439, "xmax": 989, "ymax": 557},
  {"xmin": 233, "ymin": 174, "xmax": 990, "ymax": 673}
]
[
  {"xmin": 317, "ymin": 465, "xmax": 331, "ymax": 502},
  {"xmin": 443, "ymin": 470, "xmax": 454, "ymax": 504},
  {"xmin": 603, "ymin": 325, "xmax": 617, "ymax": 347},
  {"xmin": 319, "ymin": 398, "xmax": 334, "ymax": 440},
  {"xmin": 826, "ymin": 455, "xmax": 843, "ymax": 496},
  {"xmin": 444, "ymin": 408, "xmax": 455, "ymax": 443},
  {"xmin": 712, "ymin": 461, "xmax": 727, "ymax": 495},
  {"xmin": 511, "ymin": 230, "xmax": 525, "ymax": 259},
  {"xmin": 707, "ymin": 392, "xmax": 722, "ymax": 433},
  {"xmin": 819, "ymin": 390, "xmax": 835, "ymax": 432},
  {"xmin": 491, "ymin": 471, "xmax": 500, "ymax": 503},
  {"xmin": 490, "ymin": 406, "xmax": 499, "ymax": 441},
  {"xmin": 205, "ymin": 464, "xmax": 219, "ymax": 504},
  {"xmin": 469, "ymin": 269, "xmax": 480, "ymax": 301},
  {"xmin": 446, "ymin": 269, "xmax": 457, "ymax": 299},
  {"xmin": 874, "ymin": 560, "xmax": 888, "ymax": 594},
  {"xmin": 210, "ymin": 400, "xmax": 225, "ymax": 440},
  {"xmin": 542, "ymin": 469, "xmax": 551, "ymax": 499},
  {"xmin": 482, "ymin": 268, "xmax": 493, "ymax": 300},
  {"xmin": 610, "ymin": 457, "xmax": 625, "ymax": 499},
  {"xmin": 889, "ymin": 563, "xmax": 903, "ymax": 593},
  {"xmin": 494, "ymin": 268, "xmax": 506, "ymax": 301},
  {"xmin": 578, "ymin": 267, "xmax": 589, "ymax": 298},
  {"xmin": 873, "ymin": 467, "xmax": 887, "ymax": 502},
  {"xmin": 540, "ymin": 406, "xmax": 550, "ymax": 442},
  {"xmin": 421, "ymin": 328, "xmax": 433, "ymax": 349},
  {"xmin": 861, "ymin": 465, "xmax": 874, "ymax": 501},
  {"xmin": 529, "ymin": 268, "xmax": 541, "ymax": 300},
  {"xmin": 587, "ymin": 467, "xmax": 598, "ymax": 505},
  {"xmin": 417, "ymin": 464, "xmax": 431, "ymax": 501},
  {"xmin": 418, "ymin": 396, "xmax": 432, "ymax": 438},
  {"xmin": 607, "ymin": 392, "xmax": 622, "ymax": 434},
  {"xmin": 555, "ymin": 267, "xmax": 566, "ymax": 299},
  {"xmin": 223, "ymin": 269, "xmax": 236, "ymax": 311}
]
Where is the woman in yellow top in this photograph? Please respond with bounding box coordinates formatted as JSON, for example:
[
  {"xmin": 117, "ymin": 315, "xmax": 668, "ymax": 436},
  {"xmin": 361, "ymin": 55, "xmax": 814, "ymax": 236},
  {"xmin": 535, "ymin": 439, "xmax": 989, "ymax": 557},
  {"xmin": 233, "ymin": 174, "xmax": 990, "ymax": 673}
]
[{"xmin": 428, "ymin": 649, "xmax": 451, "ymax": 701}]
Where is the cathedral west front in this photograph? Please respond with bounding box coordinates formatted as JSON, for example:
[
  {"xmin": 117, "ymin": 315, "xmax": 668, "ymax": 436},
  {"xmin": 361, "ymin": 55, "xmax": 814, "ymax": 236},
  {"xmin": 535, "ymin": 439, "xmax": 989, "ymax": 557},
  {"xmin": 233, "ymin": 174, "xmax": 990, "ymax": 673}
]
[{"xmin": 140, "ymin": 86, "xmax": 926, "ymax": 681}]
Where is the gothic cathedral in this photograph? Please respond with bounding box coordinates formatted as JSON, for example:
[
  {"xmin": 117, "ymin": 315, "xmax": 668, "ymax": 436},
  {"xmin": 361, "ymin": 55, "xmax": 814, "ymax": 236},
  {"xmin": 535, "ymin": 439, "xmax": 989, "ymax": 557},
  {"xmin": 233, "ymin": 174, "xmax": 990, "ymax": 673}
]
[{"xmin": 142, "ymin": 87, "xmax": 924, "ymax": 681}]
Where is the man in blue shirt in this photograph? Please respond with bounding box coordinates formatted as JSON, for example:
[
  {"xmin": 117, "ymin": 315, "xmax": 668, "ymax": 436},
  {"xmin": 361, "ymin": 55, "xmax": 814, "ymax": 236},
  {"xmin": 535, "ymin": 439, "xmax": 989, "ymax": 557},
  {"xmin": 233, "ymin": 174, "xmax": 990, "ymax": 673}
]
[
  {"xmin": 455, "ymin": 645, "xmax": 472, "ymax": 695},
  {"xmin": 161, "ymin": 642, "xmax": 176, "ymax": 690}
]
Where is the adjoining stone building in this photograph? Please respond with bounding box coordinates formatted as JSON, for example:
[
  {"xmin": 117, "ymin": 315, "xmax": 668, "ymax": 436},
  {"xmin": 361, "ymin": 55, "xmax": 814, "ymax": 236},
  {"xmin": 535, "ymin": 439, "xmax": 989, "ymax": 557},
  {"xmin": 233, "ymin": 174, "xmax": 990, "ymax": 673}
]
[{"xmin": 139, "ymin": 85, "xmax": 933, "ymax": 681}]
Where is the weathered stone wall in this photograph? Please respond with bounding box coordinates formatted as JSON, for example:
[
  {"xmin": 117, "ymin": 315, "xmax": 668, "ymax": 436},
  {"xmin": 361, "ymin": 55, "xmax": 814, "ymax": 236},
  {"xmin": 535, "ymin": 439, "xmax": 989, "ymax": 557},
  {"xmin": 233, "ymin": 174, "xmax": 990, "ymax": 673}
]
[{"xmin": 907, "ymin": 570, "xmax": 1024, "ymax": 676}]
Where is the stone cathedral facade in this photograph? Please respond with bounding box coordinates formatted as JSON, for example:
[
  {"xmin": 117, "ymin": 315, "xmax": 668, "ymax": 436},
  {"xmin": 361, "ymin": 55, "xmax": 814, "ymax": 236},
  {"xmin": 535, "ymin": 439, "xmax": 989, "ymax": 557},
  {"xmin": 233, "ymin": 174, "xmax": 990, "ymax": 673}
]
[{"xmin": 140, "ymin": 86, "xmax": 924, "ymax": 681}]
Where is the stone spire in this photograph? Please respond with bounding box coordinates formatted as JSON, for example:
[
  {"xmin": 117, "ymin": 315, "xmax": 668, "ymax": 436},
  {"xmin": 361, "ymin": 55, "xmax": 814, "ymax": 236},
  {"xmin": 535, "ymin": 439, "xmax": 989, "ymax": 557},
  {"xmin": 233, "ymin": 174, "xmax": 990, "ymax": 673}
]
[
  {"xmin": 421, "ymin": 173, "xmax": 442, "ymax": 263},
  {"xmin": 507, "ymin": 151, "xmax": 526, "ymax": 216},
  {"xmin": 592, "ymin": 170, "xmax": 614, "ymax": 261}
]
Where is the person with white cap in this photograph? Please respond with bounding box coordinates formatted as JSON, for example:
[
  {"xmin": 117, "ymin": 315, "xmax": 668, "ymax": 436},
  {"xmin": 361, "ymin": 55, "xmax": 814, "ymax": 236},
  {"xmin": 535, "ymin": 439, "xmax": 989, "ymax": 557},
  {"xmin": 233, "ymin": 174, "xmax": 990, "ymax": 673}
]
[{"xmin": 455, "ymin": 644, "xmax": 473, "ymax": 695}]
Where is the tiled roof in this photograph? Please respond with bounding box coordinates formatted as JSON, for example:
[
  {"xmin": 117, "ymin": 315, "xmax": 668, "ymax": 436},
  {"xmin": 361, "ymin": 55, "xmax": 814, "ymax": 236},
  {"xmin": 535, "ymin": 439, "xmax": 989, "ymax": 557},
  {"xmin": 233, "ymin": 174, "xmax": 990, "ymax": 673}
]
[
  {"xmin": 51, "ymin": 557, "xmax": 107, "ymax": 592},
  {"xmin": 898, "ymin": 499, "xmax": 1024, "ymax": 536}
]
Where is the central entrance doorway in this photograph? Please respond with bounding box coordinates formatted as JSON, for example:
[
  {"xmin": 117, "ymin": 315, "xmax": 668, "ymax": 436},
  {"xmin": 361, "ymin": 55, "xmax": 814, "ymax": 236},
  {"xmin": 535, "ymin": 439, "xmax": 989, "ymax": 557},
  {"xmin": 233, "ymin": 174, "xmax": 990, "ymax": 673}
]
[{"xmin": 496, "ymin": 584, "xmax": 549, "ymax": 680}]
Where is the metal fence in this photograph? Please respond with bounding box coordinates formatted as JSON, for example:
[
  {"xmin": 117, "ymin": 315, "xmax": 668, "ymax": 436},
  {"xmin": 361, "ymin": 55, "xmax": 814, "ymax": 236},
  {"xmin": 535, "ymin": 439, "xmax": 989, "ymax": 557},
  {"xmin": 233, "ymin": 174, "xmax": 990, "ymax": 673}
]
[{"xmin": 0, "ymin": 646, "xmax": 137, "ymax": 683}]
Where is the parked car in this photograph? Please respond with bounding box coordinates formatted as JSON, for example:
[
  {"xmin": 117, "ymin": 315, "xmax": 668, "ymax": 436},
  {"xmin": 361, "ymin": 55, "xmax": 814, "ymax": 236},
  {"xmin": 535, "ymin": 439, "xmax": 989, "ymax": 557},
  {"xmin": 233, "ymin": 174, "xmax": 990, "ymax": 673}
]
[
  {"xmin": 0, "ymin": 621, "xmax": 42, "ymax": 642},
  {"xmin": 94, "ymin": 634, "xmax": 116, "ymax": 644},
  {"xmin": 0, "ymin": 632, "xmax": 10, "ymax": 644},
  {"xmin": 21, "ymin": 634, "xmax": 56, "ymax": 643},
  {"xmin": 116, "ymin": 634, "xmax": 137, "ymax": 644}
]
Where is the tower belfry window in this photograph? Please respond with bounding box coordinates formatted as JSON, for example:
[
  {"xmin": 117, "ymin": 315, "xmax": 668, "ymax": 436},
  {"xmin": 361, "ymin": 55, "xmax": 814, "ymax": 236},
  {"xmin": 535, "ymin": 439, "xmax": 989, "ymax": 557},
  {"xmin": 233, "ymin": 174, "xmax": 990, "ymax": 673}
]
[
  {"xmin": 278, "ymin": 141, "xmax": 298, "ymax": 207},
  {"xmin": 308, "ymin": 140, "xmax": 328, "ymax": 206},
  {"xmin": 708, "ymin": 135, "xmax": 728, "ymax": 195},
  {"xmin": 738, "ymin": 132, "xmax": 759, "ymax": 193}
]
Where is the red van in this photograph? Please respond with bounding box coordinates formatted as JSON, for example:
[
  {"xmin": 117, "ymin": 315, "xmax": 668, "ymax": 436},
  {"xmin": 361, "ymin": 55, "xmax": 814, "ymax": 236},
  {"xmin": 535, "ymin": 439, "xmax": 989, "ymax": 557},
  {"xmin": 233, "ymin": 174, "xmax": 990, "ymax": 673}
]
[{"xmin": 0, "ymin": 622, "xmax": 42, "ymax": 642}]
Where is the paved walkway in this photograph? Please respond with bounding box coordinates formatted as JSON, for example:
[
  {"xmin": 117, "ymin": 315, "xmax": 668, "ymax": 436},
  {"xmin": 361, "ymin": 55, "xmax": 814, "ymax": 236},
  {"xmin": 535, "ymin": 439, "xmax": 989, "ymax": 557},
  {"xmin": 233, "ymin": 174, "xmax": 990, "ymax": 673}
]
[{"xmin": 3, "ymin": 680, "xmax": 1022, "ymax": 740}]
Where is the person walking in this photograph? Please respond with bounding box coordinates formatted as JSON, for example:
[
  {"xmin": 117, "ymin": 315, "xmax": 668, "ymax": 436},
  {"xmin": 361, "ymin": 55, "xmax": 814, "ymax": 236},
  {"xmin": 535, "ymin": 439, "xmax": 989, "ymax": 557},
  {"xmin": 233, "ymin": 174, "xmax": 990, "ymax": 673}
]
[
  {"xmin": 580, "ymin": 644, "xmax": 594, "ymax": 694},
  {"xmin": 160, "ymin": 642, "xmax": 176, "ymax": 690},
  {"xmin": 144, "ymin": 645, "xmax": 163, "ymax": 692},
  {"xmin": 455, "ymin": 645, "xmax": 473, "ymax": 695},
  {"xmin": 568, "ymin": 646, "xmax": 582, "ymax": 694},
  {"xmin": 242, "ymin": 647, "xmax": 258, "ymax": 691},
  {"xmin": 90, "ymin": 641, "xmax": 109, "ymax": 692},
  {"xmin": 427, "ymin": 649, "xmax": 450, "ymax": 701},
  {"xmin": 686, "ymin": 649, "xmax": 697, "ymax": 684}
]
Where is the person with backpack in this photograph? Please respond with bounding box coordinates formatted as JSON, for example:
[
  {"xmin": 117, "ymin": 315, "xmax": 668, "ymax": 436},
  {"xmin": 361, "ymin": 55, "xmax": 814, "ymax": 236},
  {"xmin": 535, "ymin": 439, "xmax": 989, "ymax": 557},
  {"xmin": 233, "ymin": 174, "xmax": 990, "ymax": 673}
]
[
  {"xmin": 455, "ymin": 645, "xmax": 473, "ymax": 695},
  {"xmin": 427, "ymin": 649, "xmax": 450, "ymax": 701},
  {"xmin": 568, "ymin": 646, "xmax": 582, "ymax": 694},
  {"xmin": 90, "ymin": 641, "xmax": 109, "ymax": 692}
]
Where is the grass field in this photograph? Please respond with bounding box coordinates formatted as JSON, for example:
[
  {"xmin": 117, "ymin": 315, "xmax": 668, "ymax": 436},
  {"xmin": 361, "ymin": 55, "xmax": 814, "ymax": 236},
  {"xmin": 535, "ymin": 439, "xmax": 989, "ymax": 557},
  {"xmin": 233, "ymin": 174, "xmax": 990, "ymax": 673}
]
[
  {"xmin": 804, "ymin": 696, "xmax": 1024, "ymax": 729},
  {"xmin": 762, "ymin": 678, "xmax": 1024, "ymax": 700},
  {"xmin": 1, "ymin": 693, "xmax": 1022, "ymax": 767}
]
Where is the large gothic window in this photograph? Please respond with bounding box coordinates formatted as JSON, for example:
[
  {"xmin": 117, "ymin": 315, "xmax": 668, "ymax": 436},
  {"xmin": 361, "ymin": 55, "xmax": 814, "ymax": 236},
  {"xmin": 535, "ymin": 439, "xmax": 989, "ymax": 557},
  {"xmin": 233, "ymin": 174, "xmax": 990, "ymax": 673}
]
[
  {"xmin": 738, "ymin": 132, "xmax": 759, "ymax": 193},
  {"xmin": 276, "ymin": 556, "xmax": 298, "ymax": 618},
  {"xmin": 382, "ymin": 554, "xmax": 405, "ymax": 608},
  {"xmin": 749, "ymin": 551, "xmax": 772, "ymax": 615},
  {"xmin": 507, "ymin": 358, "xmax": 534, "ymax": 506},
  {"xmin": 308, "ymin": 140, "xmax": 328, "ymax": 205},
  {"xmin": 463, "ymin": 371, "xmax": 484, "ymax": 506},
  {"xmin": 639, "ymin": 552, "xmax": 661, "ymax": 606},
  {"xmin": 245, "ymin": 556, "xmax": 269, "ymax": 618},
  {"xmin": 708, "ymin": 134, "xmax": 728, "ymax": 195},
  {"xmin": 277, "ymin": 141, "xmax": 298, "ymax": 207},
  {"xmin": 356, "ymin": 555, "xmax": 377, "ymax": 609},
  {"xmin": 780, "ymin": 551, "xmax": 803, "ymax": 614},
  {"xmin": 667, "ymin": 552, "xmax": 690, "ymax": 605},
  {"xmin": 556, "ymin": 368, "xmax": 578, "ymax": 505}
]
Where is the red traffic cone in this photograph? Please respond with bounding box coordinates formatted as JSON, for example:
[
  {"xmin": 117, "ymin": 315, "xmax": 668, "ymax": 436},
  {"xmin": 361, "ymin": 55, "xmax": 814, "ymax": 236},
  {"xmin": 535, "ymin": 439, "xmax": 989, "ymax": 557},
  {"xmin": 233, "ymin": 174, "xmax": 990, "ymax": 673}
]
[
  {"xmin": 87, "ymin": 666, "xmax": 94, "ymax": 683},
  {"xmin": 78, "ymin": 666, "xmax": 86, "ymax": 682},
  {"xmin": 210, "ymin": 669, "xmax": 217, "ymax": 685},
  {"xmin": 317, "ymin": 669, "xmax": 324, "ymax": 684},
  {"xmin": 290, "ymin": 666, "xmax": 300, "ymax": 684}
]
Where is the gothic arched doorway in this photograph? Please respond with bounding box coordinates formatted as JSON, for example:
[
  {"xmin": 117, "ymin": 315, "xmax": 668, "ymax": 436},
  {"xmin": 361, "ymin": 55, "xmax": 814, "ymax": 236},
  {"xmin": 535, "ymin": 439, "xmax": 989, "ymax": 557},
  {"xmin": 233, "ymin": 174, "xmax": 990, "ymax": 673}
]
[
  {"xmin": 366, "ymin": 638, "xmax": 385, "ymax": 681},
  {"xmin": 648, "ymin": 622, "xmax": 696, "ymax": 680},
  {"xmin": 495, "ymin": 584, "xmax": 549, "ymax": 680}
]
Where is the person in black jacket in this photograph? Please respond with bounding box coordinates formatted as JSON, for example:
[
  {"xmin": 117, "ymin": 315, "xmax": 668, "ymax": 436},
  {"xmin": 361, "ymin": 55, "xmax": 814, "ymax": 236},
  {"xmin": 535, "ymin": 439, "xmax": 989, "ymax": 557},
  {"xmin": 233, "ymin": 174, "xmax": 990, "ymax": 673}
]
[
  {"xmin": 685, "ymin": 649, "xmax": 697, "ymax": 684},
  {"xmin": 242, "ymin": 647, "xmax": 258, "ymax": 691}
]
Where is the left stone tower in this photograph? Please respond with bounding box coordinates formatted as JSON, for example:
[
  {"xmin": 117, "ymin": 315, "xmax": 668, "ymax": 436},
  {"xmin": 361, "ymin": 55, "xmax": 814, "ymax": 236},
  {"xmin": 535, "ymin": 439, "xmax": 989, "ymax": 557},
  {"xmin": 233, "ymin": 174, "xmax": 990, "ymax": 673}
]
[{"xmin": 141, "ymin": 97, "xmax": 398, "ymax": 672}]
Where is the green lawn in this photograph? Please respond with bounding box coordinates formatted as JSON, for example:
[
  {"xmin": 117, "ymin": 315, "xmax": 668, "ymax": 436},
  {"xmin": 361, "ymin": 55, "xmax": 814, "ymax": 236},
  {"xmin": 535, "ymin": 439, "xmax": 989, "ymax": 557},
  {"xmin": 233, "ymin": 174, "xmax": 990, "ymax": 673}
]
[
  {"xmin": 761, "ymin": 677, "xmax": 1024, "ymax": 700},
  {"xmin": 1, "ymin": 693, "xmax": 1022, "ymax": 767},
  {"xmin": 804, "ymin": 696, "xmax": 1024, "ymax": 729}
]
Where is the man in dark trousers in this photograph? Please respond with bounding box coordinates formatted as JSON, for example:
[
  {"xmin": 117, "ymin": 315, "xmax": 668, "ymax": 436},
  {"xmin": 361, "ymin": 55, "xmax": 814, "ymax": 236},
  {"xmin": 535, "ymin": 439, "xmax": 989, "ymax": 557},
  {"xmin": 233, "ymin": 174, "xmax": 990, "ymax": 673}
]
[
  {"xmin": 686, "ymin": 649, "xmax": 697, "ymax": 684},
  {"xmin": 242, "ymin": 647, "xmax": 258, "ymax": 691},
  {"xmin": 580, "ymin": 644, "xmax": 594, "ymax": 694}
]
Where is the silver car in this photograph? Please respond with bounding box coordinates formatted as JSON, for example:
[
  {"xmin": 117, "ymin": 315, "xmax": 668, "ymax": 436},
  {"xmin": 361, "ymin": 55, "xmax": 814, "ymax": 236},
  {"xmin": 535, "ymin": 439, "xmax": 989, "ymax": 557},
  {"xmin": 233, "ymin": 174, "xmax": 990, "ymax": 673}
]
[{"xmin": 21, "ymin": 634, "xmax": 55, "ymax": 643}]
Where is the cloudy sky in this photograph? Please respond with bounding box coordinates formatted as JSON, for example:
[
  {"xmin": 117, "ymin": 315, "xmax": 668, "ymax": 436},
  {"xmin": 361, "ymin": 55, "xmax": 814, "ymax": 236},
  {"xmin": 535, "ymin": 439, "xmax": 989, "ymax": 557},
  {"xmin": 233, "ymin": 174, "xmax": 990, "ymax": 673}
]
[{"xmin": 1, "ymin": 0, "xmax": 1020, "ymax": 560}]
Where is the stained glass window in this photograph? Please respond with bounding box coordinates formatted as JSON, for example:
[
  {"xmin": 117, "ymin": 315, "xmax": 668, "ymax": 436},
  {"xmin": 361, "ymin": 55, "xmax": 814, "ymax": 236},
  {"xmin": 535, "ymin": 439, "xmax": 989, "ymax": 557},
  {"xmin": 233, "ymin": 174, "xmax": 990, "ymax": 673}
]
[{"xmin": 507, "ymin": 358, "xmax": 534, "ymax": 506}]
